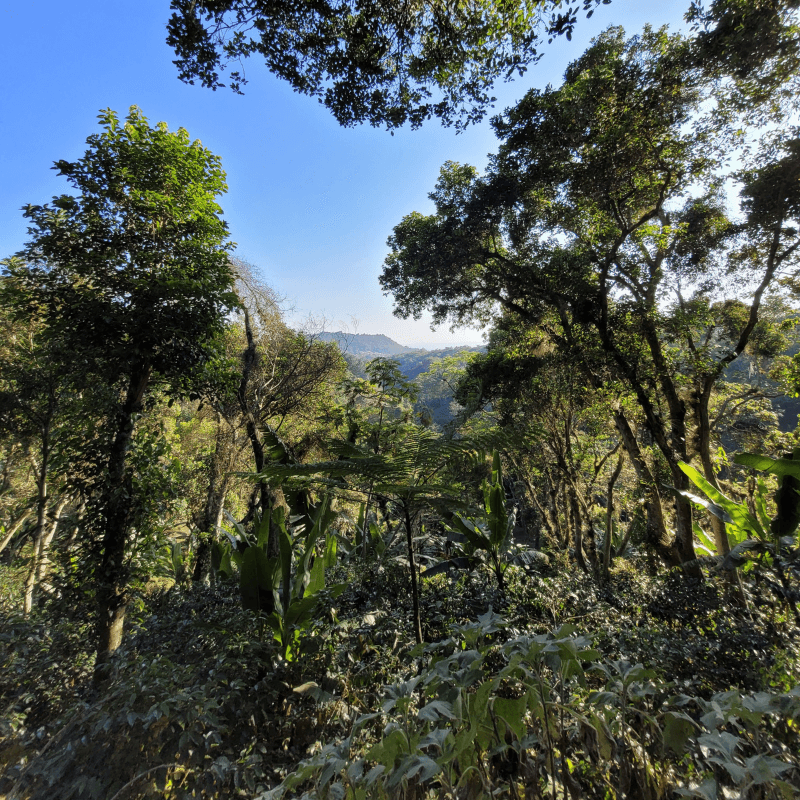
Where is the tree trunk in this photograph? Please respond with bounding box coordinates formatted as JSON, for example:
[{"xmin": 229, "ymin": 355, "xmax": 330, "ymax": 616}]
[
  {"xmin": 560, "ymin": 482, "xmax": 571, "ymax": 551},
  {"xmin": 670, "ymin": 465, "xmax": 702, "ymax": 577},
  {"xmin": 613, "ymin": 410, "xmax": 681, "ymax": 567},
  {"xmin": 402, "ymin": 503, "xmax": 423, "ymax": 645},
  {"xmin": 33, "ymin": 495, "xmax": 69, "ymax": 600},
  {"xmin": 0, "ymin": 509, "xmax": 32, "ymax": 556},
  {"xmin": 95, "ymin": 363, "xmax": 151, "ymax": 679},
  {"xmin": 693, "ymin": 384, "xmax": 731, "ymax": 557},
  {"xmin": 567, "ymin": 485, "xmax": 589, "ymax": 573},
  {"xmin": 193, "ymin": 415, "xmax": 232, "ymax": 583},
  {"xmin": 528, "ymin": 490, "xmax": 553, "ymax": 549},
  {"xmin": 603, "ymin": 454, "xmax": 624, "ymax": 582},
  {"xmin": 23, "ymin": 435, "xmax": 49, "ymax": 617}
]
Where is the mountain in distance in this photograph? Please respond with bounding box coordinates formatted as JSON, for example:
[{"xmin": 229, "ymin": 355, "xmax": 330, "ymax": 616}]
[
  {"xmin": 316, "ymin": 331, "xmax": 484, "ymax": 427},
  {"xmin": 316, "ymin": 331, "xmax": 416, "ymax": 357}
]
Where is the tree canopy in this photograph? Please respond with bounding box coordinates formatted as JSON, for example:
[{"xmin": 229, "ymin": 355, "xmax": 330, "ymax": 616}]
[
  {"xmin": 166, "ymin": 0, "xmax": 606, "ymax": 129},
  {"xmin": 380, "ymin": 24, "xmax": 800, "ymax": 567},
  {"xmin": 166, "ymin": 0, "xmax": 800, "ymax": 129}
]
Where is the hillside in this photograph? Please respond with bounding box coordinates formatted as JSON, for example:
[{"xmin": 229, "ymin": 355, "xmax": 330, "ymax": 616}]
[{"xmin": 316, "ymin": 331, "xmax": 416, "ymax": 357}]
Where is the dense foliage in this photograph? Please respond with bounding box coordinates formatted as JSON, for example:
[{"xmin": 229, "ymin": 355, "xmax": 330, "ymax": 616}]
[{"xmin": 2, "ymin": 1, "xmax": 800, "ymax": 798}]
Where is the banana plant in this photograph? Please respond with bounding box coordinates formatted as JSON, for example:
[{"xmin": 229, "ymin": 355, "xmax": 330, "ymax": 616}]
[
  {"xmin": 678, "ymin": 453, "xmax": 800, "ymax": 622},
  {"xmin": 215, "ymin": 492, "xmax": 343, "ymax": 659},
  {"xmin": 433, "ymin": 450, "xmax": 517, "ymax": 591},
  {"xmin": 677, "ymin": 462, "xmax": 761, "ymax": 554},
  {"xmin": 258, "ymin": 498, "xmax": 343, "ymax": 660}
]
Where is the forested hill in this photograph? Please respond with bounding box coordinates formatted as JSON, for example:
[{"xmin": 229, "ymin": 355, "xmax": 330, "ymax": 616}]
[
  {"xmin": 317, "ymin": 332, "xmax": 484, "ymax": 425},
  {"xmin": 316, "ymin": 331, "xmax": 415, "ymax": 357},
  {"xmin": 317, "ymin": 330, "xmax": 484, "ymax": 378}
]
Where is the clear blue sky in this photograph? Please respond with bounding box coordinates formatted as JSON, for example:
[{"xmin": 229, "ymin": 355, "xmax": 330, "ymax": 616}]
[{"xmin": 0, "ymin": 0, "xmax": 687, "ymax": 348}]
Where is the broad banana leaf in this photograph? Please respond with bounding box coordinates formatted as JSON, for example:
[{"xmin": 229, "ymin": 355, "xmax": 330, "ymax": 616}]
[
  {"xmin": 240, "ymin": 546, "xmax": 277, "ymax": 612},
  {"xmin": 678, "ymin": 462, "xmax": 766, "ymax": 539}
]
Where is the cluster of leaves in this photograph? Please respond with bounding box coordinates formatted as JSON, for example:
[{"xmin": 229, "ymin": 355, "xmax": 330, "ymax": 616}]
[
  {"xmin": 3, "ymin": 543, "xmax": 798, "ymax": 799},
  {"xmin": 266, "ymin": 610, "xmax": 800, "ymax": 800}
]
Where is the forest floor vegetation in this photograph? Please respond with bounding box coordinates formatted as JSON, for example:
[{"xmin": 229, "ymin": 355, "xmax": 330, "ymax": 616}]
[{"xmin": 1, "ymin": 555, "xmax": 798, "ymax": 799}]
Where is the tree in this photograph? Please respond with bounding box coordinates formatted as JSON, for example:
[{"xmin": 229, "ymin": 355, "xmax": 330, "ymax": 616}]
[
  {"xmin": 234, "ymin": 265, "xmax": 345, "ymax": 558},
  {"xmin": 165, "ymin": 0, "xmax": 800, "ymax": 130},
  {"xmin": 2, "ymin": 107, "xmax": 238, "ymax": 670},
  {"xmin": 341, "ymin": 357, "xmax": 419, "ymax": 556},
  {"xmin": 686, "ymin": 0, "xmax": 800, "ymax": 123},
  {"xmin": 458, "ymin": 315, "xmax": 633, "ymax": 575},
  {"xmin": 0, "ymin": 302, "xmax": 81, "ymax": 615},
  {"xmin": 166, "ymin": 0, "xmax": 605, "ymax": 129},
  {"xmin": 380, "ymin": 27, "xmax": 800, "ymax": 570}
]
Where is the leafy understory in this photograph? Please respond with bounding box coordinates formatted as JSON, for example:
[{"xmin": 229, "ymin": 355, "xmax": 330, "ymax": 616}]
[{"xmin": 1, "ymin": 554, "xmax": 798, "ymax": 799}]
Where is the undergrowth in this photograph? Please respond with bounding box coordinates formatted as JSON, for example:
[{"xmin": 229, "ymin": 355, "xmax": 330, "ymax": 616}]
[{"xmin": 0, "ymin": 557, "xmax": 798, "ymax": 799}]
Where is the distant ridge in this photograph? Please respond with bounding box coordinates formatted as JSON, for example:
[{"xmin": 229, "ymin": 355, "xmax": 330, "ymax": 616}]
[{"xmin": 317, "ymin": 331, "xmax": 417, "ymax": 356}]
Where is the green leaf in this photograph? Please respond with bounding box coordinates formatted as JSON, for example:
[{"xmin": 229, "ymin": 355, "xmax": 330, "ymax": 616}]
[
  {"xmin": 306, "ymin": 554, "xmax": 325, "ymax": 596},
  {"xmin": 588, "ymin": 711, "xmax": 614, "ymax": 760},
  {"xmin": 692, "ymin": 520, "xmax": 718, "ymax": 555},
  {"xmin": 285, "ymin": 593, "xmax": 319, "ymax": 627},
  {"xmin": 662, "ymin": 711, "xmax": 696, "ymax": 755},
  {"xmin": 674, "ymin": 777, "xmax": 718, "ymax": 800},
  {"xmin": 735, "ymin": 453, "xmax": 800, "ymax": 479},
  {"xmin": 491, "ymin": 449, "xmax": 502, "ymax": 487},
  {"xmin": 679, "ymin": 462, "xmax": 766, "ymax": 538},
  {"xmin": 367, "ymin": 727, "xmax": 409, "ymax": 767},
  {"xmin": 401, "ymin": 754, "xmax": 440, "ymax": 783},
  {"xmin": 493, "ymin": 696, "xmax": 527, "ymax": 742},
  {"xmin": 324, "ymin": 531, "xmax": 338, "ymax": 568},
  {"xmin": 418, "ymin": 700, "xmax": 456, "ymax": 722},
  {"xmin": 256, "ymin": 512, "xmax": 271, "ymax": 549},
  {"xmin": 720, "ymin": 538, "xmax": 763, "ymax": 570},
  {"xmin": 240, "ymin": 546, "xmax": 274, "ymax": 612},
  {"xmin": 745, "ymin": 754, "xmax": 792, "ymax": 785}
]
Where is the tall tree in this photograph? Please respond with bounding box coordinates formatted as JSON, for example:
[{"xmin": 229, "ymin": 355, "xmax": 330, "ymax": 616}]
[
  {"xmin": 380, "ymin": 27, "xmax": 800, "ymax": 569},
  {"xmin": 2, "ymin": 107, "xmax": 238, "ymax": 671},
  {"xmin": 234, "ymin": 266, "xmax": 345, "ymax": 557}
]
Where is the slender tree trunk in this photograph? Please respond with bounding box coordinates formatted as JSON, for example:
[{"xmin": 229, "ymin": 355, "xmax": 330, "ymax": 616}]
[
  {"xmin": 528, "ymin": 490, "xmax": 553, "ymax": 549},
  {"xmin": 0, "ymin": 509, "xmax": 32, "ymax": 556},
  {"xmin": 402, "ymin": 502, "xmax": 423, "ymax": 645},
  {"xmin": 64, "ymin": 501, "xmax": 85, "ymax": 548},
  {"xmin": 505, "ymin": 455, "xmax": 541, "ymax": 549},
  {"xmin": 193, "ymin": 415, "xmax": 232, "ymax": 583},
  {"xmin": 567, "ymin": 485, "xmax": 588, "ymax": 573},
  {"xmin": 361, "ymin": 404, "xmax": 386, "ymax": 559},
  {"xmin": 95, "ymin": 363, "xmax": 151, "ymax": 679},
  {"xmin": 571, "ymin": 478, "xmax": 599, "ymax": 576},
  {"xmin": 548, "ymin": 484, "xmax": 564, "ymax": 549},
  {"xmin": 560, "ymin": 482, "xmax": 571, "ymax": 551},
  {"xmin": 23, "ymin": 434, "xmax": 50, "ymax": 617},
  {"xmin": 583, "ymin": 517, "xmax": 599, "ymax": 576},
  {"xmin": 603, "ymin": 454, "xmax": 624, "ymax": 582},
  {"xmin": 34, "ymin": 495, "xmax": 69, "ymax": 595}
]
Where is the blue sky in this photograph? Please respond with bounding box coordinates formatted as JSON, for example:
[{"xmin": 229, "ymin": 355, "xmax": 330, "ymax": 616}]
[{"xmin": 1, "ymin": 0, "xmax": 687, "ymax": 348}]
